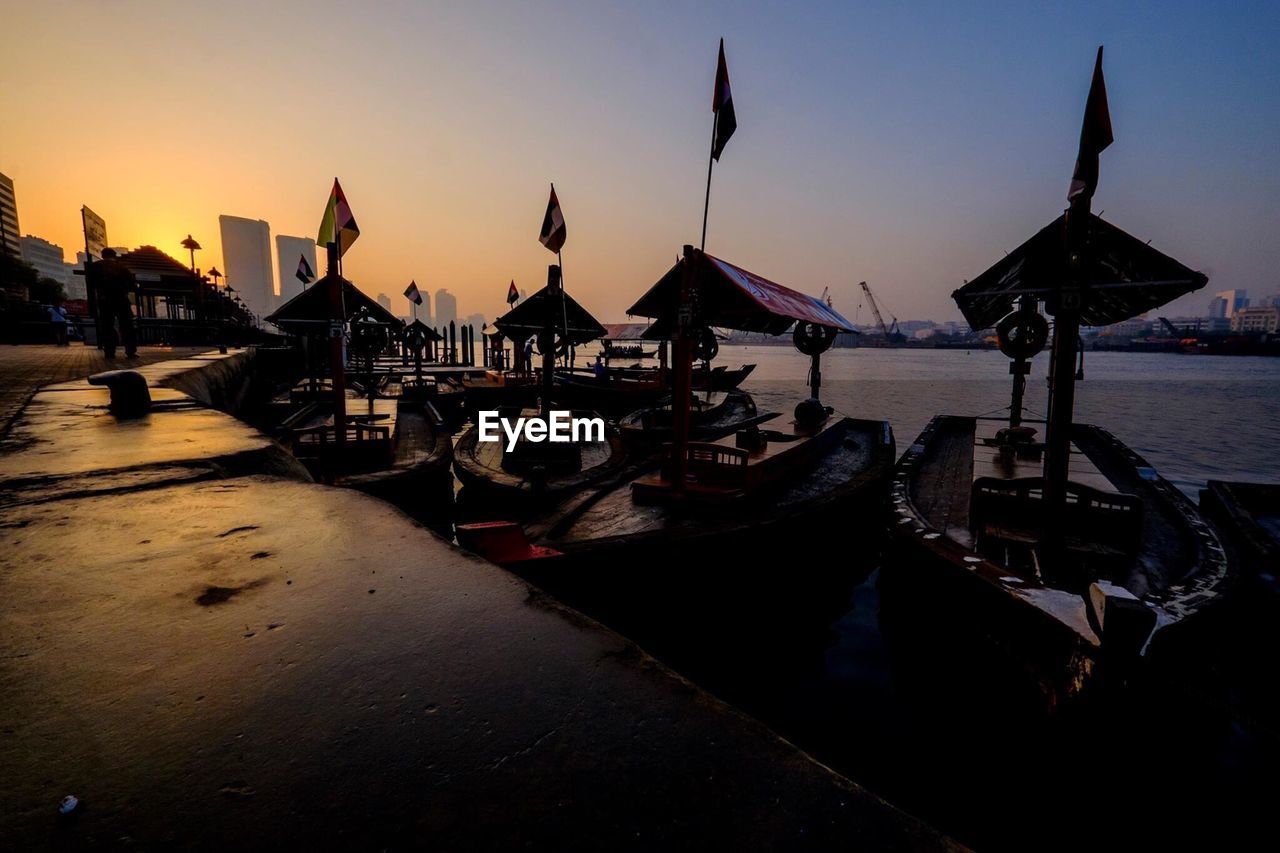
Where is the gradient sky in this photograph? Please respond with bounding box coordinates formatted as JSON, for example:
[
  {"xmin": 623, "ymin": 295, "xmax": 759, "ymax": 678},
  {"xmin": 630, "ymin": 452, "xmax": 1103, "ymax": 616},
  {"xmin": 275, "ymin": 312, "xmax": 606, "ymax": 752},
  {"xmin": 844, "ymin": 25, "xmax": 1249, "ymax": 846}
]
[{"xmin": 3, "ymin": 0, "xmax": 1278, "ymax": 324}]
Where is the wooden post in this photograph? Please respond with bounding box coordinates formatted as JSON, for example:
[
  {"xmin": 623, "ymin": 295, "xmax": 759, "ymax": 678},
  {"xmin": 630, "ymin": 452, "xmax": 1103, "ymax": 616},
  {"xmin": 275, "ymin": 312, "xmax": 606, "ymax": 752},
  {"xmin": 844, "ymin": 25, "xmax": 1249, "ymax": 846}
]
[
  {"xmin": 325, "ymin": 242, "xmax": 346, "ymax": 447},
  {"xmin": 1043, "ymin": 202, "xmax": 1089, "ymax": 548},
  {"xmin": 541, "ymin": 265, "xmax": 561, "ymax": 419},
  {"xmin": 669, "ymin": 245, "xmax": 697, "ymax": 491}
]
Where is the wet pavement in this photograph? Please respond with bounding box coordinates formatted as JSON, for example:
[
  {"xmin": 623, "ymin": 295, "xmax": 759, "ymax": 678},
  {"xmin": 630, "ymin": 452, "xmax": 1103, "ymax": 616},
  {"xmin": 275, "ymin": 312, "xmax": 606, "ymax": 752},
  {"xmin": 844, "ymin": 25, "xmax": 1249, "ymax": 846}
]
[
  {"xmin": 0, "ymin": 344, "xmax": 205, "ymax": 434},
  {"xmin": 0, "ymin": 350, "xmax": 956, "ymax": 850}
]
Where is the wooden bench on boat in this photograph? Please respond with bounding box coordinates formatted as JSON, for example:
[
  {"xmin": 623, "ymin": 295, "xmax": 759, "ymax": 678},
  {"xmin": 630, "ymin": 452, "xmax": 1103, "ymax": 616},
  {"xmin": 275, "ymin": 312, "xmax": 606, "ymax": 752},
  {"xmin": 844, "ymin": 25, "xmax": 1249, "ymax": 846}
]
[
  {"xmin": 967, "ymin": 418, "xmax": 1144, "ymax": 558},
  {"xmin": 289, "ymin": 398, "xmax": 397, "ymax": 468},
  {"xmin": 631, "ymin": 422, "xmax": 821, "ymax": 505}
]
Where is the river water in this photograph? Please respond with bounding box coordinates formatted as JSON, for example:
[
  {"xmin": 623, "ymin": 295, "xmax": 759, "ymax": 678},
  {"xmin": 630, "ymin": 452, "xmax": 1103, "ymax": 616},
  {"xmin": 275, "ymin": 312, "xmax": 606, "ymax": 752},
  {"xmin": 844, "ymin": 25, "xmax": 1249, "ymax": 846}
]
[{"xmin": 579, "ymin": 343, "xmax": 1280, "ymax": 850}]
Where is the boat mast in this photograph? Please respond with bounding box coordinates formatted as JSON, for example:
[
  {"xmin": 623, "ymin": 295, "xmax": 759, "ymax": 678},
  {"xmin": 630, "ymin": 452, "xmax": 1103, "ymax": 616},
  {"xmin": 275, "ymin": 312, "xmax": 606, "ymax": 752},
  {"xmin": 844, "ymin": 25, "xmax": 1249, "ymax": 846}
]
[
  {"xmin": 1044, "ymin": 46, "xmax": 1110, "ymax": 555},
  {"xmin": 668, "ymin": 245, "xmax": 698, "ymax": 492},
  {"xmin": 325, "ymin": 241, "xmax": 347, "ymax": 447},
  {"xmin": 541, "ymin": 264, "xmax": 561, "ymax": 420}
]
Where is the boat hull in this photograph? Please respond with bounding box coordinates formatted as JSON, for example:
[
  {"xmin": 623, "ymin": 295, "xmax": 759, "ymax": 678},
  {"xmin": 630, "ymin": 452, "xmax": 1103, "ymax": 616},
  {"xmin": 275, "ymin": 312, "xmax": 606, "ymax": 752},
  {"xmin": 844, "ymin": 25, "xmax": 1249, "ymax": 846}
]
[
  {"xmin": 887, "ymin": 414, "xmax": 1234, "ymax": 712},
  {"xmin": 498, "ymin": 418, "xmax": 895, "ymax": 655}
]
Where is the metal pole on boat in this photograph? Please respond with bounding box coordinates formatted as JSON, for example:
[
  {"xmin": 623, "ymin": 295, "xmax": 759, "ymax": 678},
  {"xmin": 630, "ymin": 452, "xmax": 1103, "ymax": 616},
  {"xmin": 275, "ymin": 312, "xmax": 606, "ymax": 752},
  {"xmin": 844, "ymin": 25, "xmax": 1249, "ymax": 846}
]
[{"xmin": 701, "ymin": 113, "xmax": 718, "ymax": 252}]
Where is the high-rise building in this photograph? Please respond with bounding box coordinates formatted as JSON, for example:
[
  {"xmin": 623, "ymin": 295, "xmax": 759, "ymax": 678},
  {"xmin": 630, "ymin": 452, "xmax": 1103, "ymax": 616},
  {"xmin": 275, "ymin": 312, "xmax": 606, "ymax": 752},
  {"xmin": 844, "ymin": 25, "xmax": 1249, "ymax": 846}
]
[
  {"xmin": 0, "ymin": 172, "xmax": 20, "ymax": 259},
  {"xmin": 1208, "ymin": 289, "xmax": 1249, "ymax": 319},
  {"xmin": 434, "ymin": 288, "xmax": 457, "ymax": 328},
  {"xmin": 19, "ymin": 235, "xmax": 67, "ymax": 284},
  {"xmin": 377, "ymin": 293, "xmax": 392, "ymax": 313},
  {"xmin": 275, "ymin": 235, "xmax": 317, "ymax": 305},
  {"xmin": 219, "ymin": 215, "xmax": 274, "ymax": 319}
]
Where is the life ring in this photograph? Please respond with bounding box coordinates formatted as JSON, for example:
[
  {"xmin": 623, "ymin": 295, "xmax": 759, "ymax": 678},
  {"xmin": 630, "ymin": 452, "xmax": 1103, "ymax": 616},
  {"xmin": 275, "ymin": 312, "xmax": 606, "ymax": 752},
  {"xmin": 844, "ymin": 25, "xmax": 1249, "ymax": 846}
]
[
  {"xmin": 996, "ymin": 307, "xmax": 1049, "ymax": 359},
  {"xmin": 535, "ymin": 330, "xmax": 570, "ymax": 358},
  {"xmin": 793, "ymin": 322, "xmax": 837, "ymax": 356},
  {"xmin": 691, "ymin": 326, "xmax": 719, "ymax": 362}
]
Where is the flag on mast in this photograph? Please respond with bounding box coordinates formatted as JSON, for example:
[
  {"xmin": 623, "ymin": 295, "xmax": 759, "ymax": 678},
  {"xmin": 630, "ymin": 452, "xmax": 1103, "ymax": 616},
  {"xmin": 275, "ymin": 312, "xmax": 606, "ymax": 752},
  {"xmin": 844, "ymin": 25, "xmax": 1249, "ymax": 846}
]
[
  {"xmin": 404, "ymin": 280, "xmax": 423, "ymax": 305},
  {"xmin": 711, "ymin": 38, "xmax": 737, "ymax": 161},
  {"xmin": 1067, "ymin": 46, "xmax": 1113, "ymax": 203},
  {"xmin": 538, "ymin": 184, "xmax": 567, "ymax": 254},
  {"xmin": 317, "ymin": 178, "xmax": 361, "ymax": 257},
  {"xmin": 296, "ymin": 255, "xmax": 314, "ymax": 284},
  {"xmin": 507, "ymin": 280, "xmax": 519, "ymax": 305}
]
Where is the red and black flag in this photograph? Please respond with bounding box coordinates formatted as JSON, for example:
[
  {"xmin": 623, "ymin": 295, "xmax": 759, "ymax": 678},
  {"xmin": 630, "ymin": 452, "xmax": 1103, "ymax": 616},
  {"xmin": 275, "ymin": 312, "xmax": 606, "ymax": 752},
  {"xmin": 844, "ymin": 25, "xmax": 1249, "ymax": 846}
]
[
  {"xmin": 507, "ymin": 280, "xmax": 519, "ymax": 305},
  {"xmin": 712, "ymin": 38, "xmax": 737, "ymax": 161},
  {"xmin": 1067, "ymin": 46, "xmax": 1114, "ymax": 204},
  {"xmin": 296, "ymin": 254, "xmax": 314, "ymax": 284},
  {"xmin": 539, "ymin": 184, "xmax": 566, "ymax": 254},
  {"xmin": 404, "ymin": 280, "xmax": 423, "ymax": 305}
]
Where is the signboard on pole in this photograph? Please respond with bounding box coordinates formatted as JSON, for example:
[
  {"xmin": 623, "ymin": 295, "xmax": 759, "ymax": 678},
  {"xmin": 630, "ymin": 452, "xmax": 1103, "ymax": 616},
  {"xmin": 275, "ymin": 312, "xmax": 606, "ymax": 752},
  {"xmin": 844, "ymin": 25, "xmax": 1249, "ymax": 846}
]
[{"xmin": 81, "ymin": 206, "xmax": 107, "ymax": 260}]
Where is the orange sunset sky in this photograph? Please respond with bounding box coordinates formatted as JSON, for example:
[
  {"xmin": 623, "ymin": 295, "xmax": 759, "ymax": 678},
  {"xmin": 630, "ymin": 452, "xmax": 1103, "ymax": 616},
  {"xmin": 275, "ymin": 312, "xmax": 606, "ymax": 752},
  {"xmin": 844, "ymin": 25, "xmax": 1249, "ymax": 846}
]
[{"xmin": 4, "ymin": 1, "xmax": 1277, "ymax": 324}]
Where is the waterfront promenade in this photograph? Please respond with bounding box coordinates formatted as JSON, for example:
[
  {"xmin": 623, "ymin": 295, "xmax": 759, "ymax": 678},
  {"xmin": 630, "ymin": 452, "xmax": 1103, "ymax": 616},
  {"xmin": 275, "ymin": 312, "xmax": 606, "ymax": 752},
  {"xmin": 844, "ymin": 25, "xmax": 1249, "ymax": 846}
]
[
  {"xmin": 0, "ymin": 345, "xmax": 205, "ymax": 433},
  {"xmin": 0, "ymin": 348, "xmax": 954, "ymax": 849}
]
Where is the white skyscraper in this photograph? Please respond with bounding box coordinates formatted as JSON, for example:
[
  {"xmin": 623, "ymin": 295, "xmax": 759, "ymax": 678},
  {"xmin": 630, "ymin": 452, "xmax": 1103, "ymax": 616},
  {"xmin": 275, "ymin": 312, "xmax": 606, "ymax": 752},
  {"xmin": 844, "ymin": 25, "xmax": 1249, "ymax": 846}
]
[
  {"xmin": 219, "ymin": 215, "xmax": 274, "ymax": 318},
  {"xmin": 434, "ymin": 288, "xmax": 457, "ymax": 329},
  {"xmin": 275, "ymin": 234, "xmax": 317, "ymax": 304},
  {"xmin": 19, "ymin": 235, "xmax": 68, "ymax": 285}
]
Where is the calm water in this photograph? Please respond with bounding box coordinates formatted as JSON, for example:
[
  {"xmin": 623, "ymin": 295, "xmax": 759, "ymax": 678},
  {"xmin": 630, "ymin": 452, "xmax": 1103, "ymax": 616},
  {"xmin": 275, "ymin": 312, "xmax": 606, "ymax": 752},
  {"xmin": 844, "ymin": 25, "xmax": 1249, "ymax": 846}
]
[
  {"xmin": 734, "ymin": 344, "xmax": 1280, "ymax": 496},
  {"xmin": 580, "ymin": 344, "xmax": 1280, "ymax": 850}
]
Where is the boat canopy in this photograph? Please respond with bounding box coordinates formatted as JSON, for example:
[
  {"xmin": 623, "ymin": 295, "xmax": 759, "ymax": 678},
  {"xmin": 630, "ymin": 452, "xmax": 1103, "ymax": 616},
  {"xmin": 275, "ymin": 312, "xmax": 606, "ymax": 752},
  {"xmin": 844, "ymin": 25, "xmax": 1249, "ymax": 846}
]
[
  {"xmin": 953, "ymin": 212, "xmax": 1208, "ymax": 330},
  {"xmin": 627, "ymin": 250, "xmax": 854, "ymax": 336},
  {"xmin": 405, "ymin": 318, "xmax": 443, "ymax": 341},
  {"xmin": 600, "ymin": 323, "xmax": 652, "ymax": 341},
  {"xmin": 493, "ymin": 284, "xmax": 606, "ymax": 345},
  {"xmin": 266, "ymin": 273, "xmax": 402, "ymax": 332}
]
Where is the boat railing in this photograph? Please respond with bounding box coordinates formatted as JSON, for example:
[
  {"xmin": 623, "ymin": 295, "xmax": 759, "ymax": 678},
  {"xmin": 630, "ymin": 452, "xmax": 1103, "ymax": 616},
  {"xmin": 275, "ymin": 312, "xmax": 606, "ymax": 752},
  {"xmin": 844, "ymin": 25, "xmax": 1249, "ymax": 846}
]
[
  {"xmin": 290, "ymin": 421, "xmax": 394, "ymax": 466},
  {"xmin": 971, "ymin": 476, "xmax": 1144, "ymax": 555}
]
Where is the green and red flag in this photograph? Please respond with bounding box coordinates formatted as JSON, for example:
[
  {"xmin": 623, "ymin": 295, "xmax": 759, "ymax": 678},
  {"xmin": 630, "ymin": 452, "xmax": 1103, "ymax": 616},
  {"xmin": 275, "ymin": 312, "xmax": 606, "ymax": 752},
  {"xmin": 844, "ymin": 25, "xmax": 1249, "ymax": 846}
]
[{"xmin": 317, "ymin": 178, "xmax": 360, "ymax": 257}]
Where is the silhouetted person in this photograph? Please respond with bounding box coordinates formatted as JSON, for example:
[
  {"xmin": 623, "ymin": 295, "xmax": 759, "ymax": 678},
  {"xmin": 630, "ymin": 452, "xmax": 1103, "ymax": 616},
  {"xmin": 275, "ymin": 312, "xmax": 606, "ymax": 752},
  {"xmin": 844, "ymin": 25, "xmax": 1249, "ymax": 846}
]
[
  {"xmin": 48, "ymin": 301, "xmax": 69, "ymax": 346},
  {"xmin": 90, "ymin": 248, "xmax": 137, "ymax": 359}
]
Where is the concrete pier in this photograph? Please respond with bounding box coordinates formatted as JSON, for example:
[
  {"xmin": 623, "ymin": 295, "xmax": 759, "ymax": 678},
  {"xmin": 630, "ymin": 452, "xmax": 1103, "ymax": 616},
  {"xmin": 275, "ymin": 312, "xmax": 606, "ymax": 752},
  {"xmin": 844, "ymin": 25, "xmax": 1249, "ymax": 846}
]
[{"xmin": 0, "ymin": 350, "xmax": 955, "ymax": 850}]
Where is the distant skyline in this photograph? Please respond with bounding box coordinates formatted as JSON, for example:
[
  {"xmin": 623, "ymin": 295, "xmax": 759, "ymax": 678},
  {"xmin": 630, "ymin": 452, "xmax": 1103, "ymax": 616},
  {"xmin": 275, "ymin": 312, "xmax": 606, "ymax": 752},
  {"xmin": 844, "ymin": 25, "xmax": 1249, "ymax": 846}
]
[{"xmin": 3, "ymin": 1, "xmax": 1278, "ymax": 323}]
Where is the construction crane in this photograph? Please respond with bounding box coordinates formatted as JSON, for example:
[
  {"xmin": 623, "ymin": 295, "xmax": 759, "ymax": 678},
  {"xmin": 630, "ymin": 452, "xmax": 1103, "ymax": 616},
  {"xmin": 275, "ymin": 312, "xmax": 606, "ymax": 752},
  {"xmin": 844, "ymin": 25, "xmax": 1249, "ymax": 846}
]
[
  {"xmin": 858, "ymin": 281, "xmax": 905, "ymax": 344},
  {"xmin": 1158, "ymin": 316, "xmax": 1182, "ymax": 337}
]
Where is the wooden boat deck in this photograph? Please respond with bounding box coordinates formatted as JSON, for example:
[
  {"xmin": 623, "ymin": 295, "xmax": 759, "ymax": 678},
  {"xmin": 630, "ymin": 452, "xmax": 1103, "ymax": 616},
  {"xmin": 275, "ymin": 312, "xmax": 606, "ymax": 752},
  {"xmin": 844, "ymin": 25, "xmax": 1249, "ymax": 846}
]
[
  {"xmin": 896, "ymin": 415, "xmax": 1231, "ymax": 665},
  {"xmin": 542, "ymin": 418, "xmax": 890, "ymax": 547}
]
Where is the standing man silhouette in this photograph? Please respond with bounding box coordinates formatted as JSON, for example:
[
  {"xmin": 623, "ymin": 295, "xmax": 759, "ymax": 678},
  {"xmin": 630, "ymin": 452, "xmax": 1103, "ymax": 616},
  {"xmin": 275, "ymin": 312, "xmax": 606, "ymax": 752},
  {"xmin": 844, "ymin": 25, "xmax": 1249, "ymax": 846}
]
[{"xmin": 90, "ymin": 248, "xmax": 138, "ymax": 359}]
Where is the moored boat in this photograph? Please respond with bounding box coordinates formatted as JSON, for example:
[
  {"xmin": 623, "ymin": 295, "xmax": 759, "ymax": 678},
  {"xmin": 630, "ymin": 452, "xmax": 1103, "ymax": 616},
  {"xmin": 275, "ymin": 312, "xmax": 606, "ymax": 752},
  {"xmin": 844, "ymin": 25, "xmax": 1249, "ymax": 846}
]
[
  {"xmin": 1200, "ymin": 481, "xmax": 1280, "ymax": 590},
  {"xmin": 884, "ymin": 48, "xmax": 1236, "ymax": 711},
  {"xmin": 458, "ymin": 247, "xmax": 892, "ymax": 642}
]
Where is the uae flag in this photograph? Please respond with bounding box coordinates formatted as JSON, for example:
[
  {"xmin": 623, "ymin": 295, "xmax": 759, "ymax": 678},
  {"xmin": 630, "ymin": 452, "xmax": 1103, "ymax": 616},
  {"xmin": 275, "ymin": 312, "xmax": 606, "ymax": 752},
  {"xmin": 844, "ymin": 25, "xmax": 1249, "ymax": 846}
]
[
  {"xmin": 538, "ymin": 184, "xmax": 566, "ymax": 254},
  {"xmin": 711, "ymin": 38, "xmax": 737, "ymax": 161},
  {"xmin": 404, "ymin": 280, "xmax": 423, "ymax": 305},
  {"xmin": 507, "ymin": 280, "xmax": 519, "ymax": 305},
  {"xmin": 1067, "ymin": 46, "xmax": 1113, "ymax": 203},
  {"xmin": 317, "ymin": 178, "xmax": 361, "ymax": 257},
  {"xmin": 296, "ymin": 254, "xmax": 314, "ymax": 284}
]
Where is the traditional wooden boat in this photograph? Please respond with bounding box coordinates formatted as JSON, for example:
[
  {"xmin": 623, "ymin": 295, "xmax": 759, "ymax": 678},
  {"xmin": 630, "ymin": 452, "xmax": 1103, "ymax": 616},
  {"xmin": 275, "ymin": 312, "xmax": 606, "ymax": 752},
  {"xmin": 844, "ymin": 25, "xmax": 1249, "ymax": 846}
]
[
  {"xmin": 458, "ymin": 247, "xmax": 892, "ymax": 639},
  {"xmin": 287, "ymin": 397, "xmax": 454, "ymax": 530},
  {"xmin": 454, "ymin": 264, "xmax": 624, "ymax": 514},
  {"xmin": 1200, "ymin": 481, "xmax": 1280, "ymax": 590},
  {"xmin": 460, "ymin": 369, "xmax": 540, "ymax": 416},
  {"xmin": 885, "ymin": 54, "xmax": 1235, "ymax": 710},
  {"xmin": 618, "ymin": 389, "xmax": 769, "ymax": 445}
]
